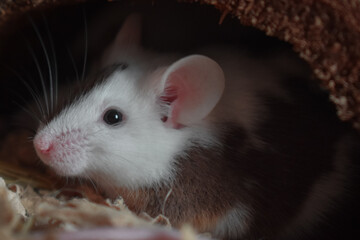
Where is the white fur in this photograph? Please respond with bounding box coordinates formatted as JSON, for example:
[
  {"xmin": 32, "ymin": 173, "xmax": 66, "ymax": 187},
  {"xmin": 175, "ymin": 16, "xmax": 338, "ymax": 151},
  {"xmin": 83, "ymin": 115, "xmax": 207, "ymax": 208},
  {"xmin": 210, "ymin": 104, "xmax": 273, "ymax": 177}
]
[
  {"xmin": 213, "ymin": 204, "xmax": 253, "ymax": 239},
  {"xmin": 36, "ymin": 57, "xmax": 219, "ymax": 189}
]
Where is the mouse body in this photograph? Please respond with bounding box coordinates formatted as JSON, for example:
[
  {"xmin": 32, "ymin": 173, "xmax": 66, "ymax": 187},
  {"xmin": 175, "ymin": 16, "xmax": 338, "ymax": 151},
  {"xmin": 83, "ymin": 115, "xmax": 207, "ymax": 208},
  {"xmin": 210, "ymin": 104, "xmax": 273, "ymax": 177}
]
[{"xmin": 31, "ymin": 14, "xmax": 359, "ymax": 239}]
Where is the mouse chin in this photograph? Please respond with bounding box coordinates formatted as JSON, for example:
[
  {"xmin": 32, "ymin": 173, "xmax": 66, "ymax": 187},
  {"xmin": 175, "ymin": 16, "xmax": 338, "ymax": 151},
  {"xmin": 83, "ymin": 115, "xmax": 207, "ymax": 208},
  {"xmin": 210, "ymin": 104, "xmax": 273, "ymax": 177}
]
[
  {"xmin": 51, "ymin": 163, "xmax": 85, "ymax": 177},
  {"xmin": 39, "ymin": 154, "xmax": 87, "ymax": 177}
]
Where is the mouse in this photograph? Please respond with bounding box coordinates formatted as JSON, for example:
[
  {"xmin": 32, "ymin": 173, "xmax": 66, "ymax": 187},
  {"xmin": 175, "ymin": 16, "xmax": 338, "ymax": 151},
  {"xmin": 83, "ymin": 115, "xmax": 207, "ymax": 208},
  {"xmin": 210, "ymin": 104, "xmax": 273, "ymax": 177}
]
[{"xmin": 31, "ymin": 13, "xmax": 360, "ymax": 239}]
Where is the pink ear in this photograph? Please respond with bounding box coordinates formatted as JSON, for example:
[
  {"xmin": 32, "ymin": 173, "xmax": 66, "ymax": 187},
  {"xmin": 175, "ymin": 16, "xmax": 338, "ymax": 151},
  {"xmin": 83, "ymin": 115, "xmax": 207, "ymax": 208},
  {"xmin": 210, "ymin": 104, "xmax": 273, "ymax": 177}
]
[
  {"xmin": 115, "ymin": 13, "xmax": 142, "ymax": 47},
  {"xmin": 159, "ymin": 55, "xmax": 225, "ymax": 128}
]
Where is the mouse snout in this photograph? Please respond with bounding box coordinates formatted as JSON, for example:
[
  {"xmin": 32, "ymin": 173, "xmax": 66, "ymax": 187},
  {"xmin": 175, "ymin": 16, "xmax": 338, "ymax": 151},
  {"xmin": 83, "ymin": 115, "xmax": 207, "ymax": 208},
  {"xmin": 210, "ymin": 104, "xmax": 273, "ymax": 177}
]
[
  {"xmin": 34, "ymin": 134, "xmax": 54, "ymax": 156},
  {"xmin": 32, "ymin": 128, "xmax": 89, "ymax": 176}
]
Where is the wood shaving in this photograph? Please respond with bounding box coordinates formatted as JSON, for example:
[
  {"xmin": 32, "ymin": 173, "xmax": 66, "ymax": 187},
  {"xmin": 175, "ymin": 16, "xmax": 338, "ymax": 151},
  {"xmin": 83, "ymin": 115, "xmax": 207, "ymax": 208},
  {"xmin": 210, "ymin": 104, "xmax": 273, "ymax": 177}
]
[{"xmin": 0, "ymin": 176, "xmax": 202, "ymax": 240}]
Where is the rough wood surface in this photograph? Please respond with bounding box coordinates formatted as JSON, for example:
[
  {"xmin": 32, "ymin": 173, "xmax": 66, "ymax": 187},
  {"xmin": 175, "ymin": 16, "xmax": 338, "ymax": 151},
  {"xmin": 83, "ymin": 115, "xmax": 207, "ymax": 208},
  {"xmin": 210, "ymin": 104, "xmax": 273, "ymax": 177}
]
[{"xmin": 0, "ymin": 0, "xmax": 359, "ymax": 130}]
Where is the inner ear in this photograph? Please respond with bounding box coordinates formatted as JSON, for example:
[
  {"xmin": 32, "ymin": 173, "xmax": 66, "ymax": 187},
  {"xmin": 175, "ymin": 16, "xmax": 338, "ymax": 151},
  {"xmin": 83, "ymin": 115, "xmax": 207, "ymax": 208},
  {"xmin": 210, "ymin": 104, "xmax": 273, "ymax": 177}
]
[
  {"xmin": 159, "ymin": 55, "xmax": 225, "ymax": 128},
  {"xmin": 160, "ymin": 85, "xmax": 179, "ymax": 124}
]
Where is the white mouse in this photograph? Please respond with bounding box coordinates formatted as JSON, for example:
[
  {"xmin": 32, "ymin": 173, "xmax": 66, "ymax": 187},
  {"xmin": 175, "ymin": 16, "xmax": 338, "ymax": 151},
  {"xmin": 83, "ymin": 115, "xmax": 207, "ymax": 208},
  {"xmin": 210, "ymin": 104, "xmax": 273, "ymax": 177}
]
[{"xmin": 31, "ymin": 14, "xmax": 359, "ymax": 239}]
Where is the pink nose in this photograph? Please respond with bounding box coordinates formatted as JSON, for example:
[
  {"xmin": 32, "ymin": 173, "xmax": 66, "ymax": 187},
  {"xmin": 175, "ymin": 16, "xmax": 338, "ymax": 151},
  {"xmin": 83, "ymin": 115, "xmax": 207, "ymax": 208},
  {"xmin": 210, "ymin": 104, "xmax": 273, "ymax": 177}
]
[{"xmin": 34, "ymin": 135, "xmax": 54, "ymax": 155}]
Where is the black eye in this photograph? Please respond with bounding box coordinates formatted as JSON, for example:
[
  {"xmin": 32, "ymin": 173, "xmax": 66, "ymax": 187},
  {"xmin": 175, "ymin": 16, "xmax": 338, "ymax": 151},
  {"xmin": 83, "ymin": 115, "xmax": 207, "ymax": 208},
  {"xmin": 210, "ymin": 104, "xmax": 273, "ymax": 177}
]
[{"xmin": 103, "ymin": 109, "xmax": 123, "ymax": 126}]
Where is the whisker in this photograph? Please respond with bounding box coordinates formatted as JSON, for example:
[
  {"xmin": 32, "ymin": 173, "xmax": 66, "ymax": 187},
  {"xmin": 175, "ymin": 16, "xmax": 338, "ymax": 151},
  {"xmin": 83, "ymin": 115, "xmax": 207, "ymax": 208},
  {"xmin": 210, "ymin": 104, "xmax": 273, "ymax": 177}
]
[
  {"xmin": 27, "ymin": 135, "xmax": 35, "ymax": 141},
  {"xmin": 26, "ymin": 42, "xmax": 50, "ymax": 116},
  {"xmin": 7, "ymin": 87, "xmax": 40, "ymax": 122},
  {"xmin": 162, "ymin": 188, "xmax": 172, "ymax": 215},
  {"xmin": 23, "ymin": 72, "xmax": 47, "ymax": 119},
  {"xmin": 91, "ymin": 166, "xmax": 120, "ymax": 196},
  {"xmin": 12, "ymin": 100, "xmax": 42, "ymax": 125},
  {"xmin": 66, "ymin": 46, "xmax": 80, "ymax": 82},
  {"xmin": 28, "ymin": 16, "xmax": 54, "ymax": 114},
  {"xmin": 42, "ymin": 15, "xmax": 58, "ymax": 109},
  {"xmin": 65, "ymin": 176, "xmax": 69, "ymax": 186},
  {"xmin": 85, "ymin": 173, "xmax": 99, "ymax": 194},
  {"xmin": 81, "ymin": 8, "xmax": 88, "ymax": 82},
  {"xmin": 1, "ymin": 65, "xmax": 45, "ymax": 118},
  {"xmin": 78, "ymin": 177, "xmax": 83, "ymax": 187}
]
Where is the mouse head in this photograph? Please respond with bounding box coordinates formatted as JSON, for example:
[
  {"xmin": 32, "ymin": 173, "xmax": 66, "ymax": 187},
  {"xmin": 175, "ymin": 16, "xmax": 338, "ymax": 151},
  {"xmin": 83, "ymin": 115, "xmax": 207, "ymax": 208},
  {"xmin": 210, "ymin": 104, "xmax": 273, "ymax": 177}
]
[{"xmin": 33, "ymin": 14, "xmax": 225, "ymax": 190}]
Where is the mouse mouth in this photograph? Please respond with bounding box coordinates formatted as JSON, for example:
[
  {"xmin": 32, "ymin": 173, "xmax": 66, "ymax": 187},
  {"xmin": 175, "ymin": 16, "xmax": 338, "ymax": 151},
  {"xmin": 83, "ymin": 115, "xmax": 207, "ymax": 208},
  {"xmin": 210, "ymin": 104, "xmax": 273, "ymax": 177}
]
[
  {"xmin": 43, "ymin": 145, "xmax": 88, "ymax": 177},
  {"xmin": 34, "ymin": 129, "xmax": 89, "ymax": 176}
]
